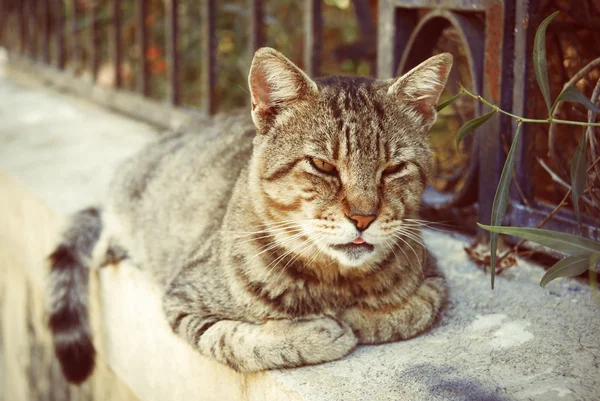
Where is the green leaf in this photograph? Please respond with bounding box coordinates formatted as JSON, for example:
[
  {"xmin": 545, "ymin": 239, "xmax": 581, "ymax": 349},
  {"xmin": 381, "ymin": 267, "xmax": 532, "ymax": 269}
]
[
  {"xmin": 489, "ymin": 123, "xmax": 523, "ymax": 289},
  {"xmin": 590, "ymin": 253, "xmax": 600, "ymax": 272},
  {"xmin": 552, "ymin": 86, "xmax": 600, "ymax": 114},
  {"xmin": 477, "ymin": 224, "xmax": 600, "ymax": 255},
  {"xmin": 455, "ymin": 110, "xmax": 496, "ymax": 149},
  {"xmin": 570, "ymin": 132, "xmax": 587, "ymax": 227},
  {"xmin": 436, "ymin": 92, "xmax": 462, "ymax": 112},
  {"xmin": 540, "ymin": 254, "xmax": 590, "ymax": 287},
  {"xmin": 533, "ymin": 11, "xmax": 559, "ymax": 113}
]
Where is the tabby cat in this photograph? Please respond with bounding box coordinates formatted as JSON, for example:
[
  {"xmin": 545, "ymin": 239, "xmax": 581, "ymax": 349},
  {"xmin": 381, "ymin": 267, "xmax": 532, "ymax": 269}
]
[{"xmin": 48, "ymin": 48, "xmax": 453, "ymax": 383}]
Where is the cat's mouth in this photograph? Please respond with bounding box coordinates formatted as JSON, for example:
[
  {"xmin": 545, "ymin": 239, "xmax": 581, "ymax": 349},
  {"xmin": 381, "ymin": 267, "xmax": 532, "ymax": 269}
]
[{"xmin": 329, "ymin": 242, "xmax": 375, "ymax": 260}]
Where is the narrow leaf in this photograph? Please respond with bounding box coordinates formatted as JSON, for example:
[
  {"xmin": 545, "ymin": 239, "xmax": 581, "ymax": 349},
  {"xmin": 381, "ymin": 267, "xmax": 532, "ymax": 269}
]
[
  {"xmin": 590, "ymin": 254, "xmax": 600, "ymax": 273},
  {"xmin": 552, "ymin": 86, "xmax": 600, "ymax": 114},
  {"xmin": 489, "ymin": 124, "xmax": 523, "ymax": 289},
  {"xmin": 540, "ymin": 254, "xmax": 590, "ymax": 287},
  {"xmin": 570, "ymin": 132, "xmax": 587, "ymax": 226},
  {"xmin": 436, "ymin": 92, "xmax": 462, "ymax": 112},
  {"xmin": 533, "ymin": 11, "xmax": 559, "ymax": 112},
  {"xmin": 477, "ymin": 224, "xmax": 600, "ymax": 255},
  {"xmin": 455, "ymin": 110, "xmax": 496, "ymax": 148},
  {"xmin": 590, "ymin": 255, "xmax": 600, "ymax": 305}
]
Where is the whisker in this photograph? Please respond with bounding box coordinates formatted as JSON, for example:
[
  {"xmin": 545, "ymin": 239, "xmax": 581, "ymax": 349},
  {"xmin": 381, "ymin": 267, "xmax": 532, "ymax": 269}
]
[
  {"xmin": 275, "ymin": 234, "xmax": 328, "ymax": 282},
  {"xmin": 264, "ymin": 233, "xmax": 323, "ymax": 282},
  {"xmin": 387, "ymin": 237, "xmax": 413, "ymax": 271},
  {"xmin": 248, "ymin": 230, "xmax": 313, "ymax": 261},
  {"xmin": 235, "ymin": 227, "xmax": 304, "ymax": 244},
  {"xmin": 403, "ymin": 218, "xmax": 457, "ymax": 231},
  {"xmin": 393, "ymin": 228, "xmax": 426, "ymax": 249},
  {"xmin": 225, "ymin": 220, "xmax": 311, "ymax": 238},
  {"xmin": 391, "ymin": 234, "xmax": 424, "ymax": 279},
  {"xmin": 305, "ymin": 238, "xmax": 327, "ymax": 267}
]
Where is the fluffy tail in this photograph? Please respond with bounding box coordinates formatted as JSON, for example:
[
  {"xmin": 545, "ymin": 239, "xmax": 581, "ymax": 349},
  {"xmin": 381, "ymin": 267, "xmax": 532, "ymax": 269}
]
[{"xmin": 47, "ymin": 207, "xmax": 102, "ymax": 384}]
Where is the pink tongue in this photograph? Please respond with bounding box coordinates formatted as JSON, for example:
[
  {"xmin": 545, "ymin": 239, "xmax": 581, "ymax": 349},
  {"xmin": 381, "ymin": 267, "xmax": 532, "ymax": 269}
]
[{"xmin": 352, "ymin": 238, "xmax": 366, "ymax": 244}]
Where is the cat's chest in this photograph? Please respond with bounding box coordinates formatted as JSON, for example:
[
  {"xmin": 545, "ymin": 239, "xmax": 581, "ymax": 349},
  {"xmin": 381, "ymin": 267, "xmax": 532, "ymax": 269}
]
[
  {"xmin": 233, "ymin": 249, "xmax": 407, "ymax": 319},
  {"xmin": 240, "ymin": 268, "xmax": 401, "ymax": 319}
]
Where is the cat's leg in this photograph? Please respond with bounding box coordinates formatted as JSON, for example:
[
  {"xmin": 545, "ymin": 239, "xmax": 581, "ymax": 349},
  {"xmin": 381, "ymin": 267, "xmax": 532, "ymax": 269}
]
[
  {"xmin": 91, "ymin": 229, "xmax": 128, "ymax": 268},
  {"xmin": 340, "ymin": 275, "xmax": 446, "ymax": 344},
  {"xmin": 90, "ymin": 206, "xmax": 129, "ymax": 268},
  {"xmin": 199, "ymin": 318, "xmax": 357, "ymax": 372},
  {"xmin": 162, "ymin": 289, "xmax": 357, "ymax": 372}
]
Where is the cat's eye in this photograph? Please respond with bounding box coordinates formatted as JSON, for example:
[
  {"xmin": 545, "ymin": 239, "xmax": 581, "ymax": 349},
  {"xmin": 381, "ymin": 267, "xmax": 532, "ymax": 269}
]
[
  {"xmin": 311, "ymin": 158, "xmax": 337, "ymax": 175},
  {"xmin": 383, "ymin": 162, "xmax": 408, "ymax": 176}
]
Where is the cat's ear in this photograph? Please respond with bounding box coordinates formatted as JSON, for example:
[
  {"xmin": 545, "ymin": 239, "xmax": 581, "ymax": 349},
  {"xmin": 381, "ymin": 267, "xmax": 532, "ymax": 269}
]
[
  {"xmin": 248, "ymin": 47, "xmax": 318, "ymax": 130},
  {"xmin": 388, "ymin": 53, "xmax": 453, "ymax": 125}
]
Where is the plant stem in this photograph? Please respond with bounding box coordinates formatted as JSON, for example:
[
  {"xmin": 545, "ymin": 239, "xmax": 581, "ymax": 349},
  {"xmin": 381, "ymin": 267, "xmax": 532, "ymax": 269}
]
[
  {"xmin": 513, "ymin": 156, "xmax": 600, "ymax": 252},
  {"xmin": 459, "ymin": 84, "xmax": 600, "ymax": 127},
  {"xmin": 549, "ymin": 57, "xmax": 600, "ymax": 156}
]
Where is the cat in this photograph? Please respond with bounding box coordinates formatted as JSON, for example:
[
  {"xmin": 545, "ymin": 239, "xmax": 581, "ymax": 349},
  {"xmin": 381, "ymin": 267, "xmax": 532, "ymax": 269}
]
[{"xmin": 47, "ymin": 47, "xmax": 453, "ymax": 383}]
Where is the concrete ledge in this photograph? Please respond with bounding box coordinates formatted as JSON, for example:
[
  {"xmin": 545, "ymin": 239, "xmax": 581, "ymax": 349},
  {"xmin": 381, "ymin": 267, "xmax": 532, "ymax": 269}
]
[
  {"xmin": 7, "ymin": 55, "xmax": 206, "ymax": 131},
  {"xmin": 2, "ymin": 62, "xmax": 600, "ymax": 401},
  {"xmin": 0, "ymin": 172, "xmax": 140, "ymax": 401}
]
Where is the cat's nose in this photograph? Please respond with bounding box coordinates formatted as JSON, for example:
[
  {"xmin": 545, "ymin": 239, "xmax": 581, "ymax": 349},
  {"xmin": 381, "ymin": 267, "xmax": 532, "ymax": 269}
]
[{"xmin": 349, "ymin": 214, "xmax": 377, "ymax": 231}]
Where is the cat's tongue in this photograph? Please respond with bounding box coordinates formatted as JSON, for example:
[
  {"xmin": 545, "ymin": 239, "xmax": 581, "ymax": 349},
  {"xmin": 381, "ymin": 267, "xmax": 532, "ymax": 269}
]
[{"xmin": 352, "ymin": 237, "xmax": 366, "ymax": 245}]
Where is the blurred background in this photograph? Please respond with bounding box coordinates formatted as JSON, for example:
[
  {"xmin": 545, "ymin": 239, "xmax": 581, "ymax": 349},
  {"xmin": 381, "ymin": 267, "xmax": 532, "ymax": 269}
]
[
  {"xmin": 0, "ymin": 0, "xmax": 599, "ymax": 248},
  {"xmin": 1, "ymin": 2, "xmax": 600, "ymax": 399}
]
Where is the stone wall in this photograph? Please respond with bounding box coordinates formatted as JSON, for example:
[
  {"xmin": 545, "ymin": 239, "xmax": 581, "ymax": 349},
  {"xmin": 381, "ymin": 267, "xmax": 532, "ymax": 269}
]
[{"xmin": 0, "ymin": 172, "xmax": 140, "ymax": 401}]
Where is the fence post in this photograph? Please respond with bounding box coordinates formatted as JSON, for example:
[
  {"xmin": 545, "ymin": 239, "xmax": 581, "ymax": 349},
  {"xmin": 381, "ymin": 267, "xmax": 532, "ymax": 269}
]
[
  {"xmin": 30, "ymin": 0, "xmax": 38, "ymax": 60},
  {"xmin": 112, "ymin": 0, "xmax": 122, "ymax": 88},
  {"xmin": 377, "ymin": 1, "xmax": 417, "ymax": 79},
  {"xmin": 43, "ymin": 0, "xmax": 51, "ymax": 63},
  {"xmin": 89, "ymin": 0, "xmax": 99, "ymax": 81},
  {"xmin": 201, "ymin": 0, "xmax": 216, "ymax": 114},
  {"xmin": 166, "ymin": 0, "xmax": 180, "ymax": 105},
  {"xmin": 0, "ymin": 0, "xmax": 4, "ymax": 47},
  {"xmin": 137, "ymin": 0, "xmax": 149, "ymax": 96},
  {"xmin": 304, "ymin": 0, "xmax": 322, "ymax": 77},
  {"xmin": 249, "ymin": 0, "xmax": 265, "ymax": 52},
  {"xmin": 70, "ymin": 0, "xmax": 79, "ymax": 71},
  {"xmin": 19, "ymin": 0, "xmax": 27, "ymax": 55},
  {"xmin": 56, "ymin": 0, "xmax": 65, "ymax": 69}
]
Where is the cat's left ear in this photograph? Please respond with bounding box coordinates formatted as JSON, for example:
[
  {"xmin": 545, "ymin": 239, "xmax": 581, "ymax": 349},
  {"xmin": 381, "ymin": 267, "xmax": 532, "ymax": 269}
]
[
  {"xmin": 248, "ymin": 47, "xmax": 318, "ymax": 131},
  {"xmin": 388, "ymin": 53, "xmax": 453, "ymax": 125}
]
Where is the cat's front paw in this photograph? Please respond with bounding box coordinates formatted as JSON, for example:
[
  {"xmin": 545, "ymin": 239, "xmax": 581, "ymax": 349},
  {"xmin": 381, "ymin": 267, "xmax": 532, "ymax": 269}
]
[{"xmin": 282, "ymin": 317, "xmax": 358, "ymax": 365}]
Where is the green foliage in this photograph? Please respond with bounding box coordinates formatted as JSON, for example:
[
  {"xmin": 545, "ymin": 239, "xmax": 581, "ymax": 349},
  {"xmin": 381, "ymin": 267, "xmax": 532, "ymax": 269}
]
[
  {"xmin": 540, "ymin": 255, "xmax": 589, "ymax": 288},
  {"xmin": 570, "ymin": 132, "xmax": 587, "ymax": 227},
  {"xmin": 453, "ymin": 12, "xmax": 600, "ymax": 289},
  {"xmin": 552, "ymin": 86, "xmax": 600, "ymax": 115},
  {"xmin": 455, "ymin": 110, "xmax": 496, "ymax": 149},
  {"xmin": 489, "ymin": 123, "xmax": 522, "ymax": 289},
  {"xmin": 436, "ymin": 92, "xmax": 462, "ymax": 112},
  {"xmin": 477, "ymin": 225, "xmax": 600, "ymax": 256},
  {"xmin": 533, "ymin": 11, "xmax": 559, "ymax": 112},
  {"xmin": 478, "ymin": 225, "xmax": 600, "ymax": 287}
]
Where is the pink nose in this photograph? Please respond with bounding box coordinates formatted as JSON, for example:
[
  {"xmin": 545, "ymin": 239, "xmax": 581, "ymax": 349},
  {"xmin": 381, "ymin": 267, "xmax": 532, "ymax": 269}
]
[{"xmin": 349, "ymin": 214, "xmax": 376, "ymax": 230}]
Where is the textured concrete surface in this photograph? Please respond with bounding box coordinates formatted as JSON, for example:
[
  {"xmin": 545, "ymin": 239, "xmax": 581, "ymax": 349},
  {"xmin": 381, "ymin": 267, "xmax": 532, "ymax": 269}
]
[
  {"xmin": 0, "ymin": 172, "xmax": 142, "ymax": 401},
  {"xmin": 1, "ymin": 53, "xmax": 599, "ymax": 401},
  {"xmin": 0, "ymin": 54, "xmax": 158, "ymax": 215}
]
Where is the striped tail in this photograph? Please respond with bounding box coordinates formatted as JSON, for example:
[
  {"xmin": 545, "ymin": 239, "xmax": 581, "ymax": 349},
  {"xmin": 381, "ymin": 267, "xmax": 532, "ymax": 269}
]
[{"xmin": 47, "ymin": 207, "xmax": 102, "ymax": 384}]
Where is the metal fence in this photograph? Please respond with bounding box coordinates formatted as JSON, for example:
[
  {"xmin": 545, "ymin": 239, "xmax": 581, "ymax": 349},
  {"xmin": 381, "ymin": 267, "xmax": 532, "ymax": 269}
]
[{"xmin": 0, "ymin": 0, "xmax": 598, "ymax": 244}]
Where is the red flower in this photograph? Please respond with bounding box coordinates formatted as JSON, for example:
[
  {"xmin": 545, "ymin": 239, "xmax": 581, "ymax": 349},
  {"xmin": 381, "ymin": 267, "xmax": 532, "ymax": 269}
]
[{"xmin": 146, "ymin": 46, "xmax": 162, "ymax": 60}]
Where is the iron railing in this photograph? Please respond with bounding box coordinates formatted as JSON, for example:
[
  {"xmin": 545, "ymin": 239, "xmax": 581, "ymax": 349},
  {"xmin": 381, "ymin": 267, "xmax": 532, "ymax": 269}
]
[
  {"xmin": 378, "ymin": 0, "xmax": 600, "ymax": 244},
  {"xmin": 0, "ymin": 0, "xmax": 598, "ymax": 244}
]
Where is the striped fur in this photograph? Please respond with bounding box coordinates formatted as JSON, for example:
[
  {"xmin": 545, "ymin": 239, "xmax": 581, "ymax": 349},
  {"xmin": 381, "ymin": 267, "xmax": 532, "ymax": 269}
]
[
  {"xmin": 48, "ymin": 48, "xmax": 453, "ymax": 378},
  {"xmin": 48, "ymin": 208, "xmax": 101, "ymax": 383}
]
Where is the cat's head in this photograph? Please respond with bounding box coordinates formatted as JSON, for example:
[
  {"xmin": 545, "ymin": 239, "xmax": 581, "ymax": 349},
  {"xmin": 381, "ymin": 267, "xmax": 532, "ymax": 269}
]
[{"xmin": 247, "ymin": 48, "xmax": 452, "ymax": 269}]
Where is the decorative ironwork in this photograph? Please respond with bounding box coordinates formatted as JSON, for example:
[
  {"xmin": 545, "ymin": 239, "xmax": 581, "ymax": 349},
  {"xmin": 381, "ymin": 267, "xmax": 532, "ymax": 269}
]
[{"xmin": 0, "ymin": 0, "xmax": 597, "ymax": 244}]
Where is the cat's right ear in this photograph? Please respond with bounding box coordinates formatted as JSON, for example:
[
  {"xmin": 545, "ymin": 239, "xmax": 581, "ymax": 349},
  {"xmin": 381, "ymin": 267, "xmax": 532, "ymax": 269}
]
[{"xmin": 248, "ymin": 47, "xmax": 318, "ymax": 131}]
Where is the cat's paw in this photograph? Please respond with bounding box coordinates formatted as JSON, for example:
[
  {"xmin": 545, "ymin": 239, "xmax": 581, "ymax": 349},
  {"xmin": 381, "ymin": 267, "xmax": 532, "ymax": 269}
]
[{"xmin": 284, "ymin": 317, "xmax": 358, "ymax": 365}]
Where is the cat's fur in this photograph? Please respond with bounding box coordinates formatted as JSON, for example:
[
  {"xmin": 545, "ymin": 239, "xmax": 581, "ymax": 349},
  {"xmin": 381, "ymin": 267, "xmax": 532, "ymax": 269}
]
[{"xmin": 48, "ymin": 48, "xmax": 453, "ymax": 383}]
